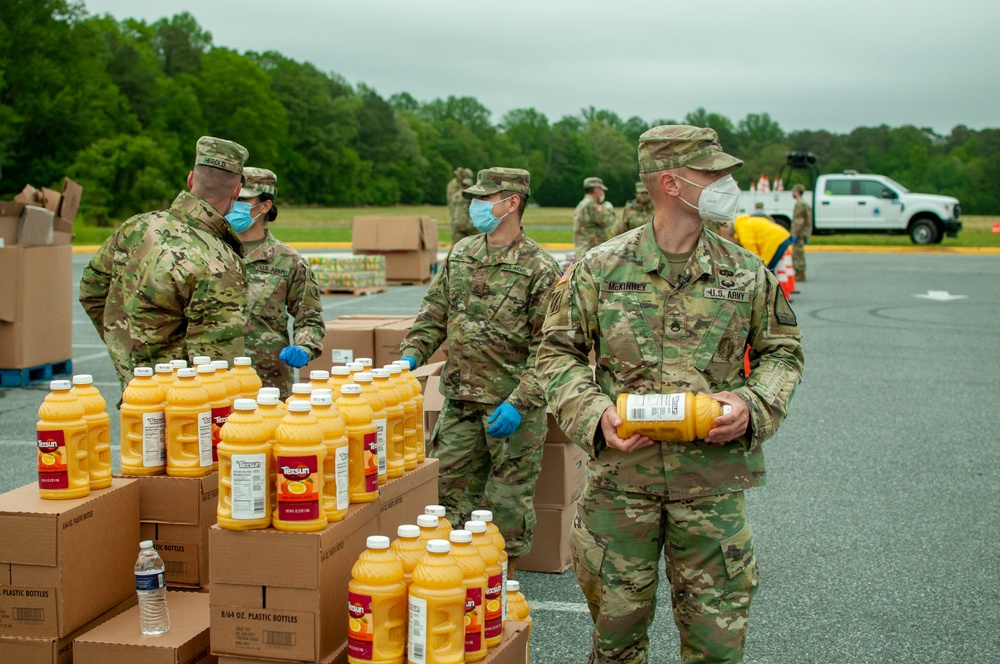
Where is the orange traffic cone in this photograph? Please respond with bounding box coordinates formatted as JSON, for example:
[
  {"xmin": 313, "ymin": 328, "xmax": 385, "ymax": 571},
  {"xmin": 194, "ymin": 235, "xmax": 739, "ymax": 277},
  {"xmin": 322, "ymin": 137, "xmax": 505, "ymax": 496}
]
[
  {"xmin": 775, "ymin": 252, "xmax": 791, "ymax": 302},
  {"xmin": 784, "ymin": 250, "xmax": 797, "ymax": 294}
]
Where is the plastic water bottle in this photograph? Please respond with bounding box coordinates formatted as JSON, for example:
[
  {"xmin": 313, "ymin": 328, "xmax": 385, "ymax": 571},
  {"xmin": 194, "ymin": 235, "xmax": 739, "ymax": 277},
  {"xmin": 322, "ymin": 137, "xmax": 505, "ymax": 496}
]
[{"xmin": 135, "ymin": 540, "xmax": 170, "ymax": 635}]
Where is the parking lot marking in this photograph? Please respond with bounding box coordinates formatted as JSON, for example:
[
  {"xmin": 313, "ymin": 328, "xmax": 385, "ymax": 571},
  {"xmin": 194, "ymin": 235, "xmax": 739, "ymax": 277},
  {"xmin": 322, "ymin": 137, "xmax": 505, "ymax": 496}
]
[{"xmin": 529, "ymin": 601, "xmax": 591, "ymax": 614}]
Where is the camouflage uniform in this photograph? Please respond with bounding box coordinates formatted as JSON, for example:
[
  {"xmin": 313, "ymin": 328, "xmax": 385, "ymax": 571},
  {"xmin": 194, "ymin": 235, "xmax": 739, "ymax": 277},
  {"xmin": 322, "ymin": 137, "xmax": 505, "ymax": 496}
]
[
  {"xmin": 791, "ymin": 194, "xmax": 812, "ymax": 281},
  {"xmin": 80, "ymin": 137, "xmax": 250, "ymax": 390},
  {"xmin": 538, "ymin": 126, "xmax": 804, "ymax": 664},
  {"xmin": 611, "ymin": 182, "xmax": 654, "ymax": 237},
  {"xmin": 573, "ymin": 176, "xmax": 615, "ymax": 257},
  {"xmin": 447, "ymin": 167, "xmax": 476, "ymax": 245},
  {"xmin": 400, "ymin": 168, "xmax": 561, "ymax": 557}
]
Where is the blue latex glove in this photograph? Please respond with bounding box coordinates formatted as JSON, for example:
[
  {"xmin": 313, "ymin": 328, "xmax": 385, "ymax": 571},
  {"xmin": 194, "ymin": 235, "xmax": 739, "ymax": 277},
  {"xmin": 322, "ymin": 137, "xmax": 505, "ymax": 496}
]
[
  {"xmin": 487, "ymin": 403, "xmax": 522, "ymax": 438},
  {"xmin": 401, "ymin": 356, "xmax": 417, "ymax": 371},
  {"xmin": 279, "ymin": 345, "xmax": 309, "ymax": 368},
  {"xmin": 790, "ymin": 237, "xmax": 797, "ymax": 244}
]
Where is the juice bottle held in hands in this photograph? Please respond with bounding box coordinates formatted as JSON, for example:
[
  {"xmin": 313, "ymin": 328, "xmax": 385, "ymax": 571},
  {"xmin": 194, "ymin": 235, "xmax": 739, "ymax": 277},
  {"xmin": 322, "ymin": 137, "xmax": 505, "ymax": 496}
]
[
  {"xmin": 353, "ymin": 372, "xmax": 387, "ymax": 486},
  {"xmin": 449, "ymin": 530, "xmax": 487, "ymax": 661},
  {"xmin": 165, "ymin": 368, "xmax": 213, "ymax": 477},
  {"xmin": 311, "ymin": 389, "xmax": 349, "ymax": 523},
  {"xmin": 71, "ymin": 374, "xmax": 112, "ymax": 489},
  {"xmin": 348, "ymin": 535, "xmax": 407, "ymax": 664},
  {"xmin": 197, "ymin": 363, "xmax": 229, "ymax": 470},
  {"xmin": 615, "ymin": 392, "xmax": 728, "ymax": 441},
  {"xmin": 337, "ymin": 384, "xmax": 378, "ymax": 504},
  {"xmin": 217, "ymin": 399, "xmax": 271, "ymax": 530},
  {"xmin": 387, "ymin": 363, "xmax": 418, "ymax": 471},
  {"xmin": 232, "ymin": 356, "xmax": 263, "ymax": 400},
  {"xmin": 466, "ymin": 520, "xmax": 503, "ymax": 649},
  {"xmin": 407, "ymin": 540, "xmax": 466, "ymax": 664},
  {"xmin": 373, "ymin": 368, "xmax": 405, "ymax": 479},
  {"xmin": 391, "ymin": 525, "xmax": 426, "ymax": 589},
  {"xmin": 121, "ymin": 367, "xmax": 166, "ymax": 476},
  {"xmin": 272, "ymin": 401, "xmax": 327, "ymax": 532},
  {"xmin": 37, "ymin": 380, "xmax": 90, "ymax": 499}
]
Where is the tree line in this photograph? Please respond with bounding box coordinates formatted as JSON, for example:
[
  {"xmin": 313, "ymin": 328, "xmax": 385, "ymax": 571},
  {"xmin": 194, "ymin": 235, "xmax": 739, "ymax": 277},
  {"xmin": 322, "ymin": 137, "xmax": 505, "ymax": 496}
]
[{"xmin": 2, "ymin": 2, "xmax": 999, "ymax": 225}]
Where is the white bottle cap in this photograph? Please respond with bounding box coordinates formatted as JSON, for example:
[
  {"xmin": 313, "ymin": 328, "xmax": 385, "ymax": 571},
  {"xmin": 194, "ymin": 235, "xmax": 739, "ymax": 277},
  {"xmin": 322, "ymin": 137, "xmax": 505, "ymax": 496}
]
[
  {"xmin": 357, "ymin": 358, "xmax": 373, "ymax": 367},
  {"xmin": 507, "ymin": 580, "xmax": 520, "ymax": 592},
  {"xmin": 72, "ymin": 374, "xmax": 93, "ymax": 385},
  {"xmin": 154, "ymin": 364, "xmax": 173, "ymax": 374},
  {"xmin": 256, "ymin": 392, "xmax": 279, "ymax": 406},
  {"xmin": 197, "ymin": 364, "xmax": 215, "ymax": 375},
  {"xmin": 449, "ymin": 530, "xmax": 472, "ymax": 544},
  {"xmin": 425, "ymin": 505, "xmax": 446, "ymax": 517},
  {"xmin": 192, "ymin": 356, "xmax": 212, "ymax": 366},
  {"xmin": 397, "ymin": 524, "xmax": 420, "ymax": 538},
  {"xmin": 385, "ymin": 364, "xmax": 402, "ymax": 375},
  {"xmin": 347, "ymin": 362, "xmax": 364, "ymax": 372},
  {"xmin": 367, "ymin": 535, "xmax": 391, "ymax": 550},
  {"xmin": 391, "ymin": 360, "xmax": 409, "ymax": 370},
  {"xmin": 330, "ymin": 366, "xmax": 351, "ymax": 376},
  {"xmin": 353, "ymin": 372, "xmax": 373, "ymax": 383},
  {"xmin": 372, "ymin": 368, "xmax": 391, "ymax": 379},
  {"xmin": 234, "ymin": 357, "xmax": 252, "ymax": 366},
  {"xmin": 212, "ymin": 360, "xmax": 229, "ymax": 370},
  {"xmin": 310, "ymin": 390, "xmax": 333, "ymax": 406},
  {"xmin": 465, "ymin": 520, "xmax": 487, "ymax": 534},
  {"xmin": 259, "ymin": 387, "xmax": 281, "ymax": 398},
  {"xmin": 310, "ymin": 370, "xmax": 330, "ymax": 381},
  {"xmin": 50, "ymin": 379, "xmax": 72, "ymax": 390},
  {"xmin": 340, "ymin": 384, "xmax": 362, "ymax": 395},
  {"xmin": 176, "ymin": 368, "xmax": 197, "ymax": 378},
  {"xmin": 170, "ymin": 360, "xmax": 188, "ymax": 370},
  {"xmin": 287, "ymin": 401, "xmax": 311, "ymax": 413},
  {"xmin": 133, "ymin": 367, "xmax": 153, "ymax": 377},
  {"xmin": 471, "ymin": 509, "xmax": 494, "ymax": 523},
  {"xmin": 291, "ymin": 383, "xmax": 312, "ymax": 395},
  {"xmin": 426, "ymin": 539, "xmax": 450, "ymax": 554},
  {"xmin": 139, "ymin": 540, "xmax": 154, "ymax": 549},
  {"xmin": 417, "ymin": 514, "xmax": 439, "ymax": 528},
  {"xmin": 234, "ymin": 398, "xmax": 257, "ymax": 411}
]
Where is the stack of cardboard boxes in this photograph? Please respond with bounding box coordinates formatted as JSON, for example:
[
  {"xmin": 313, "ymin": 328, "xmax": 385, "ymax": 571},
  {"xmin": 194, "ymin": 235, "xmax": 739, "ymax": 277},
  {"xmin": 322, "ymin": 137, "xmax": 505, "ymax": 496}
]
[
  {"xmin": 303, "ymin": 315, "xmax": 447, "ymax": 377},
  {"xmin": 351, "ymin": 216, "xmax": 439, "ymax": 284}
]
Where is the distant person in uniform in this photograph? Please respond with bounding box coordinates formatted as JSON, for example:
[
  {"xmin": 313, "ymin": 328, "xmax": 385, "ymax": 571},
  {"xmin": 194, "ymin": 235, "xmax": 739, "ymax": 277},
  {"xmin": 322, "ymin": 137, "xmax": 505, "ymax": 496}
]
[
  {"xmin": 718, "ymin": 214, "xmax": 793, "ymax": 275},
  {"xmin": 611, "ymin": 181, "xmax": 653, "ymax": 237},
  {"xmin": 791, "ymin": 184, "xmax": 812, "ymax": 281},
  {"xmin": 230, "ymin": 167, "xmax": 325, "ymax": 399},
  {"xmin": 753, "ymin": 200, "xmax": 774, "ymax": 221},
  {"xmin": 573, "ymin": 176, "xmax": 614, "ymax": 257},
  {"xmin": 80, "ymin": 137, "xmax": 249, "ymax": 389},
  {"xmin": 447, "ymin": 166, "xmax": 476, "ymax": 245}
]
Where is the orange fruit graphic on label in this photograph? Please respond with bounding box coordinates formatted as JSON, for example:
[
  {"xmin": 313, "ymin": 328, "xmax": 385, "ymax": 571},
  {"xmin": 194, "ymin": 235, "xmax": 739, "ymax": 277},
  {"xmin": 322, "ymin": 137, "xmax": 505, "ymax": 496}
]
[
  {"xmin": 464, "ymin": 614, "xmax": 472, "ymax": 627},
  {"xmin": 350, "ymin": 618, "xmax": 362, "ymax": 633},
  {"xmin": 486, "ymin": 600, "xmax": 500, "ymax": 612},
  {"xmin": 41, "ymin": 453, "xmax": 57, "ymax": 466},
  {"xmin": 287, "ymin": 481, "xmax": 307, "ymax": 495}
]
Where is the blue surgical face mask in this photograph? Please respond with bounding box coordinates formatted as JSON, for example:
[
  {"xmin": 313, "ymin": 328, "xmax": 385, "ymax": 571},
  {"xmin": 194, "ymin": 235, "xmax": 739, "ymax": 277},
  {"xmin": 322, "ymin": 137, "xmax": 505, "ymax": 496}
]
[
  {"xmin": 225, "ymin": 201, "xmax": 261, "ymax": 233},
  {"xmin": 469, "ymin": 197, "xmax": 512, "ymax": 234}
]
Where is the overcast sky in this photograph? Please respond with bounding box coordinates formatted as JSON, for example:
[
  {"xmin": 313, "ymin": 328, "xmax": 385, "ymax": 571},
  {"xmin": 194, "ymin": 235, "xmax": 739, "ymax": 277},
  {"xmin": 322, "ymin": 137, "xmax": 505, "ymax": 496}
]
[{"xmin": 84, "ymin": 0, "xmax": 999, "ymax": 136}]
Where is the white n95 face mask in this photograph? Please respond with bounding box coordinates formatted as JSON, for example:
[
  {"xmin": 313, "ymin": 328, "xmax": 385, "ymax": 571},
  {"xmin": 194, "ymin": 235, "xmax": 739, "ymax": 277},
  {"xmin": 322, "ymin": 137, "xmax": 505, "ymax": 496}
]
[{"xmin": 676, "ymin": 174, "xmax": 742, "ymax": 224}]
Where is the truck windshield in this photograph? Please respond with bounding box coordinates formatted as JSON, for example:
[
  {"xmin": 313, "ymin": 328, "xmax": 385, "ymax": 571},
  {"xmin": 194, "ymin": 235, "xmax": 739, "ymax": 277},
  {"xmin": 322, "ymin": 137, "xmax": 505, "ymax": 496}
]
[{"xmin": 880, "ymin": 177, "xmax": 910, "ymax": 194}]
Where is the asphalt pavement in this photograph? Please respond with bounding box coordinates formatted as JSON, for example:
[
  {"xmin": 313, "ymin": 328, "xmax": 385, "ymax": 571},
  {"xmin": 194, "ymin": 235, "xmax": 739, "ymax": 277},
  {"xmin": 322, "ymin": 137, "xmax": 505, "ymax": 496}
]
[{"xmin": 1, "ymin": 250, "xmax": 998, "ymax": 663}]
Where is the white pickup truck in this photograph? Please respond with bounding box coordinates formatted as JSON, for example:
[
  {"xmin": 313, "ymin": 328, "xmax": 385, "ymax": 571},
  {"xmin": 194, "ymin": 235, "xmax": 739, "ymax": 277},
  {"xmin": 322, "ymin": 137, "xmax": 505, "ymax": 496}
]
[{"xmin": 736, "ymin": 171, "xmax": 962, "ymax": 244}]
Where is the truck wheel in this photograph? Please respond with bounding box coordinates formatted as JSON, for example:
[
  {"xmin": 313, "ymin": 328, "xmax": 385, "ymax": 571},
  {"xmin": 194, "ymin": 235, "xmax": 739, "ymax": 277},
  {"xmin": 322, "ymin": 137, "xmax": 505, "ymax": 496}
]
[
  {"xmin": 772, "ymin": 216, "xmax": 791, "ymax": 231},
  {"xmin": 909, "ymin": 219, "xmax": 940, "ymax": 245}
]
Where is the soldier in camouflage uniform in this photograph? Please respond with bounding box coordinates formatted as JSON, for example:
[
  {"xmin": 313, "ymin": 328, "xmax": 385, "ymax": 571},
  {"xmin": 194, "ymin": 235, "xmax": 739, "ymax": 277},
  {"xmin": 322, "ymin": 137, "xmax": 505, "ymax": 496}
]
[
  {"xmin": 447, "ymin": 167, "xmax": 476, "ymax": 245},
  {"xmin": 791, "ymin": 184, "xmax": 812, "ymax": 281},
  {"xmin": 573, "ymin": 176, "xmax": 615, "ymax": 257},
  {"xmin": 537, "ymin": 126, "xmax": 804, "ymax": 663},
  {"xmin": 80, "ymin": 137, "xmax": 250, "ymax": 390},
  {"xmin": 399, "ymin": 167, "xmax": 561, "ymax": 571},
  {"xmin": 610, "ymin": 181, "xmax": 653, "ymax": 237},
  {"xmin": 231, "ymin": 168, "xmax": 325, "ymax": 399}
]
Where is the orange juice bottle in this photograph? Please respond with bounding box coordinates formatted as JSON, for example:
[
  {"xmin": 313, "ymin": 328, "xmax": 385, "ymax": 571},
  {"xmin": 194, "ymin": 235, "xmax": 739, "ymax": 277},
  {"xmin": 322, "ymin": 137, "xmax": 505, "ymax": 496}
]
[
  {"xmin": 311, "ymin": 389, "xmax": 349, "ymax": 523},
  {"xmin": 337, "ymin": 384, "xmax": 378, "ymax": 504},
  {"xmin": 391, "ymin": 525, "xmax": 425, "ymax": 589},
  {"xmin": 165, "ymin": 368, "xmax": 213, "ymax": 477},
  {"xmin": 472, "ymin": 510, "xmax": 509, "ymax": 628},
  {"xmin": 407, "ymin": 540, "xmax": 466, "ymax": 664},
  {"xmin": 197, "ymin": 363, "xmax": 230, "ymax": 470},
  {"xmin": 417, "ymin": 514, "xmax": 441, "ymax": 547},
  {"xmin": 217, "ymin": 398, "xmax": 271, "ymax": 530},
  {"xmin": 466, "ymin": 520, "xmax": 503, "ymax": 648},
  {"xmin": 347, "ymin": 361, "xmax": 365, "ymax": 379},
  {"xmin": 71, "ymin": 374, "xmax": 111, "ymax": 489},
  {"xmin": 256, "ymin": 389, "xmax": 284, "ymax": 517},
  {"xmin": 353, "ymin": 372, "xmax": 387, "ymax": 486},
  {"xmin": 154, "ymin": 363, "xmax": 175, "ymax": 391},
  {"xmin": 373, "ymin": 368, "xmax": 405, "ymax": 479},
  {"xmin": 121, "ymin": 367, "xmax": 166, "ymax": 476},
  {"xmin": 192, "ymin": 355, "xmax": 212, "ymax": 368},
  {"xmin": 387, "ymin": 363, "xmax": 418, "ymax": 471},
  {"xmin": 328, "ymin": 366, "xmax": 352, "ymax": 395},
  {"xmin": 615, "ymin": 392, "xmax": 727, "ymax": 441},
  {"xmin": 393, "ymin": 361, "xmax": 425, "ymax": 463},
  {"xmin": 506, "ymin": 579, "xmax": 532, "ymax": 662},
  {"xmin": 310, "ymin": 370, "xmax": 331, "ymax": 393},
  {"xmin": 213, "ymin": 360, "xmax": 241, "ymax": 409},
  {"xmin": 286, "ymin": 382, "xmax": 313, "ymax": 405},
  {"xmin": 169, "ymin": 359, "xmax": 188, "ymax": 373},
  {"xmin": 449, "ymin": 530, "xmax": 487, "ymax": 661},
  {"xmin": 273, "ymin": 401, "xmax": 327, "ymax": 532},
  {"xmin": 259, "ymin": 387, "xmax": 286, "ymax": 413},
  {"xmin": 348, "ymin": 535, "xmax": 407, "ymax": 664},
  {"xmin": 356, "ymin": 357, "xmax": 374, "ymax": 373},
  {"xmin": 232, "ymin": 356, "xmax": 263, "ymax": 400},
  {"xmin": 37, "ymin": 380, "xmax": 90, "ymax": 499},
  {"xmin": 425, "ymin": 506, "xmax": 453, "ymax": 541}
]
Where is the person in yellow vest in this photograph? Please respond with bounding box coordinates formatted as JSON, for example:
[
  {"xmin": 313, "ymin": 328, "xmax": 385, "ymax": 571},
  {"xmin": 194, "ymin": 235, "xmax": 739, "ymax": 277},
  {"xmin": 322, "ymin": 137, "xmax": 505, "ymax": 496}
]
[{"xmin": 719, "ymin": 214, "xmax": 792, "ymax": 273}]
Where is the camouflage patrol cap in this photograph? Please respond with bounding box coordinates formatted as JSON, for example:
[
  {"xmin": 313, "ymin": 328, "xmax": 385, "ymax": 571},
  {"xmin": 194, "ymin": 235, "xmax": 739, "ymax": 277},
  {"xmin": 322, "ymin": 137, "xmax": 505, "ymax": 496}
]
[
  {"xmin": 583, "ymin": 176, "xmax": 608, "ymax": 191},
  {"xmin": 240, "ymin": 167, "xmax": 278, "ymax": 198},
  {"xmin": 462, "ymin": 167, "xmax": 473, "ymax": 180},
  {"xmin": 635, "ymin": 181, "xmax": 647, "ymax": 194},
  {"xmin": 462, "ymin": 167, "xmax": 531, "ymax": 200},
  {"xmin": 638, "ymin": 125, "xmax": 743, "ymax": 173},
  {"xmin": 195, "ymin": 136, "xmax": 249, "ymax": 174}
]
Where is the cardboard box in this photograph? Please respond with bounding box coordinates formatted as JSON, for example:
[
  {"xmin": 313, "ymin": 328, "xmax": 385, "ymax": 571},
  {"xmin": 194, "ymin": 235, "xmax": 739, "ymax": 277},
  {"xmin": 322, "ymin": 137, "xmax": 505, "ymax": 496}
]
[
  {"xmin": 303, "ymin": 316, "xmax": 445, "ymax": 378},
  {"xmin": 545, "ymin": 411, "xmax": 571, "ymax": 444},
  {"xmin": 374, "ymin": 319, "xmax": 446, "ymax": 368},
  {"xmin": 484, "ymin": 621, "xmax": 530, "ymax": 664},
  {"xmin": 0, "ymin": 595, "xmax": 136, "ymax": 664},
  {"xmin": 382, "ymin": 249, "xmax": 437, "ymax": 282},
  {"xmin": 377, "ymin": 458, "xmax": 438, "ymax": 536},
  {"xmin": 422, "ymin": 375, "xmax": 444, "ymax": 446},
  {"xmin": 517, "ymin": 506, "xmax": 576, "ymax": 574},
  {"xmin": 532, "ymin": 443, "xmax": 587, "ymax": 509},
  {"xmin": 411, "ymin": 361, "xmax": 445, "ymax": 394},
  {"xmin": 0, "ymin": 479, "xmax": 140, "ymax": 638},
  {"xmin": 74, "ymin": 591, "xmax": 214, "ymax": 664},
  {"xmin": 210, "ymin": 501, "xmax": 380, "ymax": 662},
  {"xmin": 18, "ymin": 205, "xmax": 55, "ymax": 246},
  {"xmin": 217, "ymin": 644, "xmax": 341, "ymax": 664},
  {"xmin": 351, "ymin": 216, "xmax": 437, "ymax": 252},
  {"xmin": 0, "ymin": 244, "xmax": 73, "ymax": 368}
]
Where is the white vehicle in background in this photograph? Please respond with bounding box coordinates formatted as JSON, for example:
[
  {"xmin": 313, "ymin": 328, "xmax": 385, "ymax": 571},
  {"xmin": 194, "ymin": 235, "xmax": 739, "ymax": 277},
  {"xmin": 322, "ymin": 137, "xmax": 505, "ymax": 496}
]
[{"xmin": 738, "ymin": 157, "xmax": 962, "ymax": 245}]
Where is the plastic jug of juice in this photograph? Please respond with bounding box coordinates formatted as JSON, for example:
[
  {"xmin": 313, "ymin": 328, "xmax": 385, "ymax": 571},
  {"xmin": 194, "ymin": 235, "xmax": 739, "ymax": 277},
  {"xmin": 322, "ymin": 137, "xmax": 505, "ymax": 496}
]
[
  {"xmin": 417, "ymin": 514, "xmax": 441, "ymax": 547},
  {"xmin": 353, "ymin": 372, "xmax": 387, "ymax": 486},
  {"xmin": 356, "ymin": 358, "xmax": 374, "ymax": 373},
  {"xmin": 311, "ymin": 389, "xmax": 350, "ymax": 523},
  {"xmin": 348, "ymin": 535, "xmax": 407, "ymax": 664},
  {"xmin": 310, "ymin": 370, "xmax": 331, "ymax": 393},
  {"xmin": 272, "ymin": 401, "xmax": 327, "ymax": 532},
  {"xmin": 286, "ymin": 382, "xmax": 313, "ymax": 405},
  {"xmin": 373, "ymin": 368, "xmax": 405, "ymax": 480},
  {"xmin": 121, "ymin": 367, "xmax": 167, "ymax": 476},
  {"xmin": 256, "ymin": 389, "xmax": 284, "ymax": 518},
  {"xmin": 192, "ymin": 355, "xmax": 212, "ymax": 368},
  {"xmin": 165, "ymin": 368, "xmax": 213, "ymax": 477},
  {"xmin": 506, "ymin": 580, "xmax": 532, "ymax": 662},
  {"xmin": 169, "ymin": 359, "xmax": 188, "ymax": 373},
  {"xmin": 449, "ymin": 530, "xmax": 488, "ymax": 661},
  {"xmin": 213, "ymin": 360, "xmax": 241, "ymax": 408},
  {"xmin": 347, "ymin": 361, "xmax": 365, "ymax": 379},
  {"xmin": 472, "ymin": 510, "xmax": 509, "ymax": 628},
  {"xmin": 386, "ymin": 363, "xmax": 418, "ymax": 471},
  {"xmin": 71, "ymin": 375, "xmax": 112, "ymax": 489},
  {"xmin": 217, "ymin": 398, "xmax": 271, "ymax": 530},
  {"xmin": 337, "ymin": 384, "xmax": 378, "ymax": 504},
  {"xmin": 328, "ymin": 366, "xmax": 352, "ymax": 395},
  {"xmin": 259, "ymin": 387, "xmax": 286, "ymax": 413},
  {"xmin": 425, "ymin": 506, "xmax": 453, "ymax": 541},
  {"xmin": 154, "ymin": 363, "xmax": 176, "ymax": 390},
  {"xmin": 466, "ymin": 520, "xmax": 503, "ymax": 648},
  {"xmin": 37, "ymin": 380, "xmax": 90, "ymax": 499},
  {"xmin": 232, "ymin": 356, "xmax": 263, "ymax": 400},
  {"xmin": 407, "ymin": 540, "xmax": 466, "ymax": 664},
  {"xmin": 391, "ymin": 525, "xmax": 426, "ymax": 589},
  {"xmin": 196, "ymin": 364, "xmax": 229, "ymax": 470},
  {"xmin": 393, "ymin": 361, "xmax": 425, "ymax": 464},
  {"xmin": 615, "ymin": 392, "xmax": 728, "ymax": 441}
]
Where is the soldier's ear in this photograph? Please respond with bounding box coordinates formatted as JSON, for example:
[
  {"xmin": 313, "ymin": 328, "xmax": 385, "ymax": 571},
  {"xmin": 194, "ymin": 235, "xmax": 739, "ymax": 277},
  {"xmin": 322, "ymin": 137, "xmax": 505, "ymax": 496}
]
[
  {"xmin": 659, "ymin": 171, "xmax": 681, "ymax": 197},
  {"xmin": 186, "ymin": 171, "xmax": 195, "ymax": 190}
]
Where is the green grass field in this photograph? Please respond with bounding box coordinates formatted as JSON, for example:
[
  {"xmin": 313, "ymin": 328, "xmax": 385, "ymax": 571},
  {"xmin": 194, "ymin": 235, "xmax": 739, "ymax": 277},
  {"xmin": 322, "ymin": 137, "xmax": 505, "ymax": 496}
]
[{"xmin": 72, "ymin": 206, "xmax": 1000, "ymax": 248}]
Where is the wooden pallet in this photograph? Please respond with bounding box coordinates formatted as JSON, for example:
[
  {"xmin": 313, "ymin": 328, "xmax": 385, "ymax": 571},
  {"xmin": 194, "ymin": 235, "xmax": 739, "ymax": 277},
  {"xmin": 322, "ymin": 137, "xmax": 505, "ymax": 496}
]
[
  {"xmin": 0, "ymin": 359, "xmax": 73, "ymax": 387},
  {"xmin": 319, "ymin": 284, "xmax": 388, "ymax": 296},
  {"xmin": 386, "ymin": 277, "xmax": 433, "ymax": 286}
]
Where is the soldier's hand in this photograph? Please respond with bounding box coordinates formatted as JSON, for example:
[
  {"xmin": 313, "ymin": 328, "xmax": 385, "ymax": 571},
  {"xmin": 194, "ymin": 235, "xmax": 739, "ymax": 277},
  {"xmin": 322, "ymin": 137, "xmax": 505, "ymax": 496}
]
[
  {"xmin": 600, "ymin": 405, "xmax": 654, "ymax": 453},
  {"xmin": 705, "ymin": 391, "xmax": 749, "ymax": 443}
]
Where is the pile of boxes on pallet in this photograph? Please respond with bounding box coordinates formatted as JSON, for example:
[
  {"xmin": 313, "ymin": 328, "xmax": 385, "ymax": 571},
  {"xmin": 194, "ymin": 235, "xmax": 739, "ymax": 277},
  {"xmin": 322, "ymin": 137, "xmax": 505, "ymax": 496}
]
[
  {"xmin": 307, "ymin": 255, "xmax": 386, "ymax": 291},
  {"xmin": 0, "ymin": 179, "xmax": 81, "ymax": 371},
  {"xmin": 303, "ymin": 315, "xmax": 447, "ymax": 377},
  {"xmin": 351, "ymin": 216, "xmax": 438, "ymax": 283}
]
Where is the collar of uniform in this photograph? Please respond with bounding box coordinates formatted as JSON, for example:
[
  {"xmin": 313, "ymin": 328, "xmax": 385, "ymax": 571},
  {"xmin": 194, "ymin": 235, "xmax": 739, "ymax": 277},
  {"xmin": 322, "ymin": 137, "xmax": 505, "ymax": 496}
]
[
  {"xmin": 243, "ymin": 229, "xmax": 277, "ymax": 263},
  {"xmin": 638, "ymin": 222, "xmax": 713, "ymax": 283},
  {"xmin": 471, "ymin": 228, "xmax": 526, "ymax": 266},
  {"xmin": 169, "ymin": 191, "xmax": 245, "ymax": 258}
]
